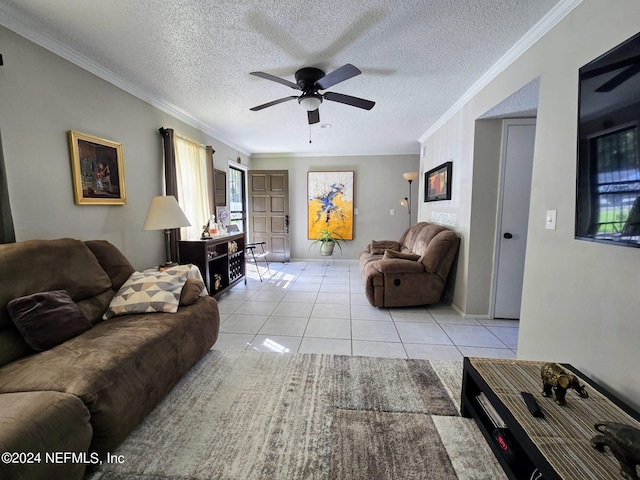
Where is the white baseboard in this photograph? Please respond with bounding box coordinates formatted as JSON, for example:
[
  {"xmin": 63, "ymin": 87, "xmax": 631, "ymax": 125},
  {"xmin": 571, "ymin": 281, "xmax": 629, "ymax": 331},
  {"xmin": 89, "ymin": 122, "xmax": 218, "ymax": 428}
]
[{"xmin": 451, "ymin": 303, "xmax": 490, "ymax": 319}]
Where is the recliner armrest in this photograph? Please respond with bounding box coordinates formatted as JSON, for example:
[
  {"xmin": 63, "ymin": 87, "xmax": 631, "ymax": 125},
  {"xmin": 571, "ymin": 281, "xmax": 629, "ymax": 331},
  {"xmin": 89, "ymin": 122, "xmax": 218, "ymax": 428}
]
[{"xmin": 375, "ymin": 259, "xmax": 425, "ymax": 274}]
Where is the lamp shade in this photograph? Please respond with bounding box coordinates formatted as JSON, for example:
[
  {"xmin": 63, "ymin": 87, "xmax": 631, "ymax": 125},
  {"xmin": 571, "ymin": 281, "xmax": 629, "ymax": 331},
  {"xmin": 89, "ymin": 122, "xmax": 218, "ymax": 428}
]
[
  {"xmin": 403, "ymin": 171, "xmax": 419, "ymax": 182},
  {"xmin": 143, "ymin": 196, "xmax": 191, "ymax": 231}
]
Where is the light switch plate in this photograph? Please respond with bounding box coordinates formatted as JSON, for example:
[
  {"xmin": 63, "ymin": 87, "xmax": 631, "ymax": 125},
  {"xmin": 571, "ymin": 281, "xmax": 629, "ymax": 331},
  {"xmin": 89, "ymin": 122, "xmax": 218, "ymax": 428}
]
[
  {"xmin": 390, "ymin": 209, "xmax": 395, "ymax": 216},
  {"xmin": 545, "ymin": 210, "xmax": 557, "ymax": 230}
]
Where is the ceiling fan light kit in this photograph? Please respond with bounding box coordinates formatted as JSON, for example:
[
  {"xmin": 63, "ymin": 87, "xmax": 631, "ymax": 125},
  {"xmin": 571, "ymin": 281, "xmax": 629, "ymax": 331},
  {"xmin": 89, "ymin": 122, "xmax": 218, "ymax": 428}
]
[
  {"xmin": 298, "ymin": 93, "xmax": 322, "ymax": 111},
  {"xmin": 250, "ymin": 64, "xmax": 375, "ymax": 126}
]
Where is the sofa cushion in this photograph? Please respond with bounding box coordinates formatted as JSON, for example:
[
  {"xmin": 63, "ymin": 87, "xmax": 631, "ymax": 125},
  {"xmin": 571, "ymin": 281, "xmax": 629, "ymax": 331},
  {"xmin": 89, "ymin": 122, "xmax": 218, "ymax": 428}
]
[
  {"xmin": 421, "ymin": 230, "xmax": 459, "ymax": 276},
  {"xmin": 376, "ymin": 259, "xmax": 426, "ymax": 274},
  {"xmin": 368, "ymin": 240, "xmax": 400, "ymax": 254},
  {"xmin": 0, "ymin": 238, "xmax": 112, "ymax": 329},
  {"xmin": 103, "ymin": 269, "xmax": 189, "ymax": 319},
  {"xmin": 399, "ymin": 223, "xmax": 429, "ymax": 252},
  {"xmin": 383, "ymin": 249, "xmax": 421, "ymax": 261},
  {"xmin": 180, "ymin": 277, "xmax": 205, "ymax": 306},
  {"xmin": 85, "ymin": 240, "xmax": 136, "ymax": 290},
  {"xmin": 8, "ymin": 290, "xmax": 92, "ymax": 352},
  {"xmin": 0, "ymin": 330, "xmax": 33, "ymax": 369},
  {"xmin": 0, "ymin": 391, "xmax": 92, "ymax": 480}
]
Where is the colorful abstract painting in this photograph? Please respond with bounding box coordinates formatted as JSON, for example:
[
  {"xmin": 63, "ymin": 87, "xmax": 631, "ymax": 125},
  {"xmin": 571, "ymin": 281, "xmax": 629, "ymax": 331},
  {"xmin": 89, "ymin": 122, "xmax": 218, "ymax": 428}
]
[{"xmin": 307, "ymin": 171, "xmax": 354, "ymax": 240}]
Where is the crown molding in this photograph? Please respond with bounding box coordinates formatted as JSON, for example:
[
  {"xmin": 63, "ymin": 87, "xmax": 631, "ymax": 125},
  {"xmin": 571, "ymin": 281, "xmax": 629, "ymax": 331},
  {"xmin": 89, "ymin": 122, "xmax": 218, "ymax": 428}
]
[
  {"xmin": 418, "ymin": 0, "xmax": 583, "ymax": 144},
  {"xmin": 249, "ymin": 151, "xmax": 419, "ymax": 160},
  {"xmin": 0, "ymin": 4, "xmax": 250, "ymax": 156}
]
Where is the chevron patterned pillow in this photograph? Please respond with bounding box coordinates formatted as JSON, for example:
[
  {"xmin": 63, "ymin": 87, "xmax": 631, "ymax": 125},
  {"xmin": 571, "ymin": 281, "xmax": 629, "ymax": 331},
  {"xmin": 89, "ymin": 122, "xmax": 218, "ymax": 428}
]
[{"xmin": 103, "ymin": 268, "xmax": 189, "ymax": 320}]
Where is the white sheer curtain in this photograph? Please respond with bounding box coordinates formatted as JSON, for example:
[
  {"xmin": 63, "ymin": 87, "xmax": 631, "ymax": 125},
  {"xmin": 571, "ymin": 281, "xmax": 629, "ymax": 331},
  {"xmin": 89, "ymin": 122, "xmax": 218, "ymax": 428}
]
[{"xmin": 174, "ymin": 135, "xmax": 210, "ymax": 240}]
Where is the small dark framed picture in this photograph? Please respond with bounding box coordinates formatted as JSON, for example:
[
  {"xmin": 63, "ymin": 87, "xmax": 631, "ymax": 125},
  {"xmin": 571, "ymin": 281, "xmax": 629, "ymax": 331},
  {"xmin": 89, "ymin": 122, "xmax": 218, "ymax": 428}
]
[{"xmin": 425, "ymin": 161, "xmax": 452, "ymax": 202}]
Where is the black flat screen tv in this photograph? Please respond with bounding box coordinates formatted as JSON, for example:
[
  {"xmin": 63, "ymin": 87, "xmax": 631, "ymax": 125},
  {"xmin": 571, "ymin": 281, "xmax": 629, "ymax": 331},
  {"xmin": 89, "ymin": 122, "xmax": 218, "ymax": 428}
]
[{"xmin": 576, "ymin": 31, "xmax": 640, "ymax": 247}]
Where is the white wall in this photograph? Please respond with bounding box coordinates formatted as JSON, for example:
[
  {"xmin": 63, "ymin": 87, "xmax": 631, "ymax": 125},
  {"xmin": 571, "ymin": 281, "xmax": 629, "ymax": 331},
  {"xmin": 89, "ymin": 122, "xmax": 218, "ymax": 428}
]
[
  {"xmin": 419, "ymin": 0, "xmax": 640, "ymax": 409},
  {"xmin": 466, "ymin": 119, "xmax": 503, "ymax": 315},
  {"xmin": 0, "ymin": 25, "xmax": 248, "ymax": 270},
  {"xmin": 250, "ymin": 154, "xmax": 420, "ymax": 260}
]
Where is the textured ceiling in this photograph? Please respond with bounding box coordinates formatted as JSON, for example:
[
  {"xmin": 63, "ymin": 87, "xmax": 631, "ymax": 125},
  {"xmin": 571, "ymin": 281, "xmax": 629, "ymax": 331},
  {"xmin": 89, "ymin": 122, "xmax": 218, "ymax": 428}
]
[{"xmin": 0, "ymin": 0, "xmax": 562, "ymax": 156}]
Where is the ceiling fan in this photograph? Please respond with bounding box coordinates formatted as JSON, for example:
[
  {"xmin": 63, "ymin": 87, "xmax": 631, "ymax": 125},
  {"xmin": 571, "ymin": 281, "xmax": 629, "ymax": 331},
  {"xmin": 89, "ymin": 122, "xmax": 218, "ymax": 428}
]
[
  {"xmin": 249, "ymin": 64, "xmax": 375, "ymax": 124},
  {"xmin": 595, "ymin": 62, "xmax": 640, "ymax": 92},
  {"xmin": 583, "ymin": 54, "xmax": 640, "ymax": 92}
]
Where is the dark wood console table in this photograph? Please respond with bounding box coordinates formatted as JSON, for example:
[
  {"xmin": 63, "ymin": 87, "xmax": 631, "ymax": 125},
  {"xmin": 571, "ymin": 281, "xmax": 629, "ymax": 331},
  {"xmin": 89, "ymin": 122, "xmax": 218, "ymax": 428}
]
[
  {"xmin": 461, "ymin": 357, "xmax": 640, "ymax": 480},
  {"xmin": 178, "ymin": 233, "xmax": 246, "ymax": 298}
]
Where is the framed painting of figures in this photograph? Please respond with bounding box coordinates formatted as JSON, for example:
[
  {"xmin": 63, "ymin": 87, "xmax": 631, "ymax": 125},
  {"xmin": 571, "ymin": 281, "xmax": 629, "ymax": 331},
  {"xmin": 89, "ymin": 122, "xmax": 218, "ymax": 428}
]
[{"xmin": 69, "ymin": 131, "xmax": 125, "ymax": 205}]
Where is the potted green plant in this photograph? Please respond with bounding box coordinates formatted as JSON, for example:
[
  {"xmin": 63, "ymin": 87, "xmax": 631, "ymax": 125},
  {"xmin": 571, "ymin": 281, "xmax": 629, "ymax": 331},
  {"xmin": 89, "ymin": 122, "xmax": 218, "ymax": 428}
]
[{"xmin": 310, "ymin": 227, "xmax": 346, "ymax": 256}]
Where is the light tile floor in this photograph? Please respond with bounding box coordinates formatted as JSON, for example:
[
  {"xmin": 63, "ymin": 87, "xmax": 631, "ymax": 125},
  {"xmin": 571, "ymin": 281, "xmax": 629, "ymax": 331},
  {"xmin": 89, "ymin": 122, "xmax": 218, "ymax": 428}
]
[{"xmin": 212, "ymin": 260, "xmax": 518, "ymax": 360}]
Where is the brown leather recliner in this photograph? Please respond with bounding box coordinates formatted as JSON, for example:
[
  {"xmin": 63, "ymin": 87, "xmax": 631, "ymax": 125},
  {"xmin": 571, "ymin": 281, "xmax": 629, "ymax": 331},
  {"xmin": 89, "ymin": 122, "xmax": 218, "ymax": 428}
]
[{"xmin": 359, "ymin": 222, "xmax": 460, "ymax": 307}]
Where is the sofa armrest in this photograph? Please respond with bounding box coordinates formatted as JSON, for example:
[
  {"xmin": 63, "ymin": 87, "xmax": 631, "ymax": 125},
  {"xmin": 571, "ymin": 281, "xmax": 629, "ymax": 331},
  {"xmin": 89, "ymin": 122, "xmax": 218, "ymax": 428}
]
[{"xmin": 375, "ymin": 258, "xmax": 425, "ymax": 274}]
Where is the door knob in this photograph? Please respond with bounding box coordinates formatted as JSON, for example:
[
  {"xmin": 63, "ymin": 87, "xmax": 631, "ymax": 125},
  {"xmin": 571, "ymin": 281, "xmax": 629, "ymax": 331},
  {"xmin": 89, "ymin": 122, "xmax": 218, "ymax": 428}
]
[{"xmin": 503, "ymin": 232, "xmax": 513, "ymax": 239}]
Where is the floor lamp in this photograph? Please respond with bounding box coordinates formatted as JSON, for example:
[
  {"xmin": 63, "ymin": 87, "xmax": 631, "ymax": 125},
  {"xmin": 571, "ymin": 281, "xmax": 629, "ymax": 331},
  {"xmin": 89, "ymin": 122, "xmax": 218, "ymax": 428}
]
[
  {"xmin": 143, "ymin": 196, "xmax": 191, "ymax": 268},
  {"xmin": 401, "ymin": 172, "xmax": 418, "ymax": 227}
]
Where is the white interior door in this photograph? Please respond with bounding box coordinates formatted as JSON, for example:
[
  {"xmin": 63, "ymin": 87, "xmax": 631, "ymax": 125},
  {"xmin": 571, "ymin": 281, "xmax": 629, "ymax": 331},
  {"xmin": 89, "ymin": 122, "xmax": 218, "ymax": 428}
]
[{"xmin": 492, "ymin": 119, "xmax": 536, "ymax": 319}]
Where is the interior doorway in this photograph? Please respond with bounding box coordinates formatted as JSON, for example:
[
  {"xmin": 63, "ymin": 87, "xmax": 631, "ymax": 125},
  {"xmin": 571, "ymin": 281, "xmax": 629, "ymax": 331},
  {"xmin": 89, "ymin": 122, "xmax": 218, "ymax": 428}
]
[
  {"xmin": 491, "ymin": 119, "xmax": 536, "ymax": 319},
  {"xmin": 248, "ymin": 170, "xmax": 290, "ymax": 262}
]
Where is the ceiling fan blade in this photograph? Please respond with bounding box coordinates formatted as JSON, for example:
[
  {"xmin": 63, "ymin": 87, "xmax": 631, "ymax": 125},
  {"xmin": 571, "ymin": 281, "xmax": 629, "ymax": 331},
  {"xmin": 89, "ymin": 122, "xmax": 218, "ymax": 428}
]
[
  {"xmin": 324, "ymin": 92, "xmax": 375, "ymax": 110},
  {"xmin": 595, "ymin": 64, "xmax": 640, "ymax": 92},
  {"xmin": 316, "ymin": 64, "xmax": 361, "ymax": 90},
  {"xmin": 581, "ymin": 54, "xmax": 640, "ymax": 80},
  {"xmin": 308, "ymin": 109, "xmax": 320, "ymax": 125},
  {"xmin": 250, "ymin": 71, "xmax": 300, "ymax": 90},
  {"xmin": 250, "ymin": 96, "xmax": 298, "ymax": 111}
]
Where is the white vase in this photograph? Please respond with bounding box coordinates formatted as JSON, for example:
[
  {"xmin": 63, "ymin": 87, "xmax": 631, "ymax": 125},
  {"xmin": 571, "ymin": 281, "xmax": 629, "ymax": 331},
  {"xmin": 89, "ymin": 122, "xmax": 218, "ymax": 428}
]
[{"xmin": 320, "ymin": 241, "xmax": 335, "ymax": 256}]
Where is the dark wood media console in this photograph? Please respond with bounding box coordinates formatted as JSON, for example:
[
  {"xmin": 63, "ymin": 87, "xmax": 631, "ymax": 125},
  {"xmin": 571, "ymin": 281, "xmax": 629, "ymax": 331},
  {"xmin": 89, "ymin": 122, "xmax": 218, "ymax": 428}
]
[
  {"xmin": 178, "ymin": 233, "xmax": 246, "ymax": 298},
  {"xmin": 461, "ymin": 357, "xmax": 640, "ymax": 480}
]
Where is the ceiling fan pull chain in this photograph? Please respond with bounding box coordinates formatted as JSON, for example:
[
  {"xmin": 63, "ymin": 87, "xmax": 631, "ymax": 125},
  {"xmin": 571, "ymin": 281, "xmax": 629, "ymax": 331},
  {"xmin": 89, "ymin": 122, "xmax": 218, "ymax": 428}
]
[{"xmin": 309, "ymin": 124, "xmax": 312, "ymax": 144}]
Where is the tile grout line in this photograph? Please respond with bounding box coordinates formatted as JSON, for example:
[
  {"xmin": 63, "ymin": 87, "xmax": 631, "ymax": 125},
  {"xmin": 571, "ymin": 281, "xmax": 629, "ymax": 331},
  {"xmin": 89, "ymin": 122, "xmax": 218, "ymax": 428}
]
[{"xmin": 216, "ymin": 261, "xmax": 518, "ymax": 359}]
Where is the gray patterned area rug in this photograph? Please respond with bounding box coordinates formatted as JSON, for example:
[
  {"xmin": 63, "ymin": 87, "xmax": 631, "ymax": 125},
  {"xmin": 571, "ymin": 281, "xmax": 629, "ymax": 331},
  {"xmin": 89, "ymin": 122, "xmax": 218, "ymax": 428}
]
[{"xmin": 88, "ymin": 351, "xmax": 505, "ymax": 480}]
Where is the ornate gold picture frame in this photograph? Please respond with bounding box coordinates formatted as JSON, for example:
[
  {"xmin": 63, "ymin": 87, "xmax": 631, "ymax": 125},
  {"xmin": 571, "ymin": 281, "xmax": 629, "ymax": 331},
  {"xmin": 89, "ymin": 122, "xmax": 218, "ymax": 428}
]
[{"xmin": 69, "ymin": 130, "xmax": 126, "ymax": 205}]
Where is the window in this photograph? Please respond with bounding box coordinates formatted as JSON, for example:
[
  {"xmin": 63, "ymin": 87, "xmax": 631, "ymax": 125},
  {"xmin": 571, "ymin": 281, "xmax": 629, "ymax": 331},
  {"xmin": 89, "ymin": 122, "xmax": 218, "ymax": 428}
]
[
  {"xmin": 589, "ymin": 125, "xmax": 640, "ymax": 240},
  {"xmin": 229, "ymin": 166, "xmax": 246, "ymax": 231},
  {"xmin": 174, "ymin": 135, "xmax": 210, "ymax": 240}
]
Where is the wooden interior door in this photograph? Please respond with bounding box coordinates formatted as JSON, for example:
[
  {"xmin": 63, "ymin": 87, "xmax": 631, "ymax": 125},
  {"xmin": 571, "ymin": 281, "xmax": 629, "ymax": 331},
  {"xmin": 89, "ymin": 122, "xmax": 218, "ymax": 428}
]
[{"xmin": 248, "ymin": 170, "xmax": 290, "ymax": 262}]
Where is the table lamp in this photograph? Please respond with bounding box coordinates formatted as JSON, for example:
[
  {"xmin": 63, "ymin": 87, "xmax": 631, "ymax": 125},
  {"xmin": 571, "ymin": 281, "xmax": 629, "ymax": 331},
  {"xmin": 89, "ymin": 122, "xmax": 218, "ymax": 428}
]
[{"xmin": 143, "ymin": 195, "xmax": 191, "ymax": 268}]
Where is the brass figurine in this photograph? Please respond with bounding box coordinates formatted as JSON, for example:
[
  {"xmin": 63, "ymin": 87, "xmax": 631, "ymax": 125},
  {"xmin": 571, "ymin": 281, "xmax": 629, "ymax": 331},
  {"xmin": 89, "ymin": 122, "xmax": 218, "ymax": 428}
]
[
  {"xmin": 591, "ymin": 422, "xmax": 640, "ymax": 480},
  {"xmin": 201, "ymin": 220, "xmax": 211, "ymax": 240},
  {"xmin": 541, "ymin": 362, "xmax": 588, "ymax": 406}
]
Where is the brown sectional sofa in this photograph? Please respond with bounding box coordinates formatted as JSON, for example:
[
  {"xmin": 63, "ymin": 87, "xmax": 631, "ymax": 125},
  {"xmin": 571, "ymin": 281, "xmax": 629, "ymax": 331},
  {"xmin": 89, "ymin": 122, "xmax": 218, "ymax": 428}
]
[
  {"xmin": 360, "ymin": 222, "xmax": 460, "ymax": 307},
  {"xmin": 0, "ymin": 391, "xmax": 92, "ymax": 479},
  {"xmin": 0, "ymin": 238, "xmax": 220, "ymax": 480}
]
